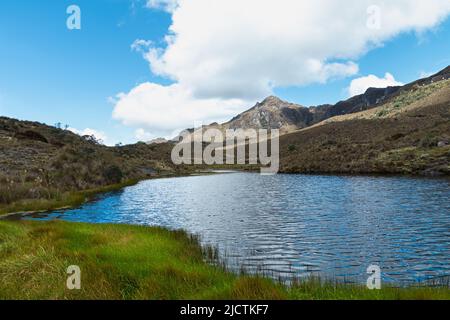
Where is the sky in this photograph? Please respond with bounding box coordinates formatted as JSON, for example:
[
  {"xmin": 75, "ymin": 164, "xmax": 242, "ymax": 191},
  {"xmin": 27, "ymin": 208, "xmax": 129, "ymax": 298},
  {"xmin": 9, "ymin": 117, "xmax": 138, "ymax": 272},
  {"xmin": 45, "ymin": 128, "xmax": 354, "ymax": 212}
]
[{"xmin": 0, "ymin": 0, "xmax": 450, "ymax": 145}]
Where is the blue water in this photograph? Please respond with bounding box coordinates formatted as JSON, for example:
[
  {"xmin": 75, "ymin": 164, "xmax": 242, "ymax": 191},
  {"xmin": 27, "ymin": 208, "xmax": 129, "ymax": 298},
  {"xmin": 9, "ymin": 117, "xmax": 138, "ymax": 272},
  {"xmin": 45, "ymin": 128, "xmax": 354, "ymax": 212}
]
[{"xmin": 19, "ymin": 172, "xmax": 450, "ymax": 285}]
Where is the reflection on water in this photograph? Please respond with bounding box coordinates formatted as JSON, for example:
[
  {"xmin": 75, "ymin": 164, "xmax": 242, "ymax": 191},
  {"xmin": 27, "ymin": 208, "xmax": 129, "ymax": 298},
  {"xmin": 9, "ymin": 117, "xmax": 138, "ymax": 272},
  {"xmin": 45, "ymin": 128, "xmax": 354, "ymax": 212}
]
[{"xmin": 18, "ymin": 173, "xmax": 450, "ymax": 285}]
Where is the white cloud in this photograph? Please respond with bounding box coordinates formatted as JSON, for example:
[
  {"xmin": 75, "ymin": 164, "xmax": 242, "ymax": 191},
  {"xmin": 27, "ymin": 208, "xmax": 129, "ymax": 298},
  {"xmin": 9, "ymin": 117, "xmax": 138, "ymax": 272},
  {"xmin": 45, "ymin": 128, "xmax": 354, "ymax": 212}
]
[
  {"xmin": 114, "ymin": 0, "xmax": 450, "ymax": 137},
  {"xmin": 135, "ymin": 128, "xmax": 154, "ymax": 141},
  {"xmin": 419, "ymin": 70, "xmax": 434, "ymax": 78},
  {"xmin": 131, "ymin": 39, "xmax": 152, "ymax": 52},
  {"xmin": 68, "ymin": 127, "xmax": 109, "ymax": 145},
  {"xmin": 113, "ymin": 83, "xmax": 249, "ymax": 138},
  {"xmin": 146, "ymin": 0, "xmax": 178, "ymax": 13},
  {"xmin": 348, "ymin": 73, "xmax": 404, "ymax": 97},
  {"xmin": 143, "ymin": 0, "xmax": 450, "ymax": 99}
]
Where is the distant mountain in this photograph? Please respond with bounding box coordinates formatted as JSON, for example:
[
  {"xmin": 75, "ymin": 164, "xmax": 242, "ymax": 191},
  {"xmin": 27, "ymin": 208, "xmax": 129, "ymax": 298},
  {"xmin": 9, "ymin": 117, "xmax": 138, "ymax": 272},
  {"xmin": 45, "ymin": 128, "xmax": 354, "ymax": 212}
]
[
  {"xmin": 146, "ymin": 137, "xmax": 169, "ymax": 145},
  {"xmin": 187, "ymin": 66, "xmax": 450, "ymax": 137},
  {"xmin": 221, "ymin": 96, "xmax": 311, "ymax": 134}
]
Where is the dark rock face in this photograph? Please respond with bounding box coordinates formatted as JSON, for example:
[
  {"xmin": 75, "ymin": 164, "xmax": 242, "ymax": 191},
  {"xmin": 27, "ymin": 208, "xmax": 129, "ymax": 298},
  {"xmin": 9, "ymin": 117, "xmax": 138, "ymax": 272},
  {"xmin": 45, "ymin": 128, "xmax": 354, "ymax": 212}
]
[
  {"xmin": 281, "ymin": 107, "xmax": 313, "ymax": 127},
  {"xmin": 312, "ymin": 86, "xmax": 402, "ymax": 121}
]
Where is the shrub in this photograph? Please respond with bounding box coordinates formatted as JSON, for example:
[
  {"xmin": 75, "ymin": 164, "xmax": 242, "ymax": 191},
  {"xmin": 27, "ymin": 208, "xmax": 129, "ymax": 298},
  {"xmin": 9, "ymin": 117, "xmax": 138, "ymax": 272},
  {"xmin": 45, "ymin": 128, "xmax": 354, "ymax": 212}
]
[
  {"xmin": 102, "ymin": 165, "xmax": 123, "ymax": 184},
  {"xmin": 377, "ymin": 109, "xmax": 388, "ymax": 117},
  {"xmin": 419, "ymin": 134, "xmax": 439, "ymax": 148}
]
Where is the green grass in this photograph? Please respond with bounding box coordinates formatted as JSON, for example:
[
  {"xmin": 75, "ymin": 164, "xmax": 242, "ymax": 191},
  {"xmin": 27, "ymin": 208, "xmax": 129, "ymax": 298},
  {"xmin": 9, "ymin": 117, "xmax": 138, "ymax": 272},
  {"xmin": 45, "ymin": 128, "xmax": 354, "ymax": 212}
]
[
  {"xmin": 0, "ymin": 221, "xmax": 448, "ymax": 300},
  {"xmin": 0, "ymin": 180, "xmax": 139, "ymax": 217}
]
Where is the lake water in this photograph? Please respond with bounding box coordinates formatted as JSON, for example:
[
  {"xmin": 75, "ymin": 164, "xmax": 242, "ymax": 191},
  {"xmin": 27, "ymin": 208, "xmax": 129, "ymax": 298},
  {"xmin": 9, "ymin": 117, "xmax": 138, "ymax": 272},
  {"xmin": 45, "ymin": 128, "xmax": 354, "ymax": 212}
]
[{"xmin": 17, "ymin": 172, "xmax": 450, "ymax": 285}]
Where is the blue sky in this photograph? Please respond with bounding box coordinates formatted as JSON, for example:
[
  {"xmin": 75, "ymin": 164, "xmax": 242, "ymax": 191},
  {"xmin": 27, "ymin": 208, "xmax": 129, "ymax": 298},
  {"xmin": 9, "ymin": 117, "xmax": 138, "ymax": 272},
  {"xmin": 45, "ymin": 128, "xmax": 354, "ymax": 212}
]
[{"xmin": 0, "ymin": 0, "xmax": 449, "ymax": 145}]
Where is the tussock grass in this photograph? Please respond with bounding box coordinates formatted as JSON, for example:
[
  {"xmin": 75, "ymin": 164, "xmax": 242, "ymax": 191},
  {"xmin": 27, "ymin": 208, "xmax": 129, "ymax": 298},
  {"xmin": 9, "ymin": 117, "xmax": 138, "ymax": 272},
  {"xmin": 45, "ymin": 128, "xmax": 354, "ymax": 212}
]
[{"xmin": 0, "ymin": 221, "xmax": 448, "ymax": 300}]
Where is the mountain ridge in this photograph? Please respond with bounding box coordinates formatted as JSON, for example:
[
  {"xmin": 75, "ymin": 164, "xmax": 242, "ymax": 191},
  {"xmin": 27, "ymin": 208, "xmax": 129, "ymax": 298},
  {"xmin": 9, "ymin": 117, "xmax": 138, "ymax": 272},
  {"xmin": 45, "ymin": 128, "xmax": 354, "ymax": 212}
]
[{"xmin": 179, "ymin": 66, "xmax": 450, "ymax": 139}]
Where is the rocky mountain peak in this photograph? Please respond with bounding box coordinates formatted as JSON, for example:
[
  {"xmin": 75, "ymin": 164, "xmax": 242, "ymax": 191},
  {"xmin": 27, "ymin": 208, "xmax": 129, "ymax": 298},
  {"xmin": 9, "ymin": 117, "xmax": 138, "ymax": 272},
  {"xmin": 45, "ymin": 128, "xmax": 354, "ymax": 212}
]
[{"xmin": 260, "ymin": 95, "xmax": 285, "ymax": 106}]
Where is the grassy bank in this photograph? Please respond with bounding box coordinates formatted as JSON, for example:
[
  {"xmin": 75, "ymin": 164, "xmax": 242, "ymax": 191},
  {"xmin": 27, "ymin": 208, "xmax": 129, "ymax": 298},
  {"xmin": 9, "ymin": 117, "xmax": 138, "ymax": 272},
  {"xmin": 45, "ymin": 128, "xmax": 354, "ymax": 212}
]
[
  {"xmin": 0, "ymin": 221, "xmax": 448, "ymax": 300},
  {"xmin": 0, "ymin": 180, "xmax": 140, "ymax": 217}
]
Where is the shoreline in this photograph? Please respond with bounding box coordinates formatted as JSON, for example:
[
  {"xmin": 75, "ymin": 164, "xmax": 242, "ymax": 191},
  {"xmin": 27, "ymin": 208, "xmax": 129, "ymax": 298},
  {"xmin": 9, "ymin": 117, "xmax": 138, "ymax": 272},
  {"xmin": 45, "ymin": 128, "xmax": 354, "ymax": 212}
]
[
  {"xmin": 2, "ymin": 168, "xmax": 448, "ymax": 218},
  {"xmin": 0, "ymin": 176, "xmax": 160, "ymax": 218},
  {"xmin": 0, "ymin": 180, "xmax": 138, "ymax": 218},
  {"xmin": 0, "ymin": 169, "xmax": 242, "ymax": 218}
]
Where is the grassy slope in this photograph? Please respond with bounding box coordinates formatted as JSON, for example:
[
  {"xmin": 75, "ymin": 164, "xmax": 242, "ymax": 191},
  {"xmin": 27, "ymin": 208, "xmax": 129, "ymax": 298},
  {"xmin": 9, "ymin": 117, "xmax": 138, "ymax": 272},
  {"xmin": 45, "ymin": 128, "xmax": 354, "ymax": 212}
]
[{"xmin": 0, "ymin": 221, "xmax": 448, "ymax": 300}]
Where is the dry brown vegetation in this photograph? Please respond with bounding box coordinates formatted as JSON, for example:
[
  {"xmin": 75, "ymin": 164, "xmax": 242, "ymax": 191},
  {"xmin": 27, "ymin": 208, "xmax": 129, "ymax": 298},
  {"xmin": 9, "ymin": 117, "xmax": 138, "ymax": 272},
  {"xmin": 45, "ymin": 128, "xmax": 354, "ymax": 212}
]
[{"xmin": 279, "ymin": 80, "xmax": 450, "ymax": 175}]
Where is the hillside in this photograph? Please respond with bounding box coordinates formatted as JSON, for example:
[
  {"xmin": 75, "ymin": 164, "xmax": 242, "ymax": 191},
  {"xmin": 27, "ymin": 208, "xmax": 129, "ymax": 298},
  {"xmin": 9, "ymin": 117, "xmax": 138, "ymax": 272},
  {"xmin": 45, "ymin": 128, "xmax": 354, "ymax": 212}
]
[{"xmin": 279, "ymin": 78, "xmax": 450, "ymax": 175}]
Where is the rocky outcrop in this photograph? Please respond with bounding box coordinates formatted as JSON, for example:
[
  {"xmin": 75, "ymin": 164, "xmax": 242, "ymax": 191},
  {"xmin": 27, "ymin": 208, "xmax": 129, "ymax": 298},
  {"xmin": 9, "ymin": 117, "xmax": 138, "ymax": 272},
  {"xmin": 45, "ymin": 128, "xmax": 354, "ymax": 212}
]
[{"xmin": 223, "ymin": 96, "xmax": 311, "ymax": 134}]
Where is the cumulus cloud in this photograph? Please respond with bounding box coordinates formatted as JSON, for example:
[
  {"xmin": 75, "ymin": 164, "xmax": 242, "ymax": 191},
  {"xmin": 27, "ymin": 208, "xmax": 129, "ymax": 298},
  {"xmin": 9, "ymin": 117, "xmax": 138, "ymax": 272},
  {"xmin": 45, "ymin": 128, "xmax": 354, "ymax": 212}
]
[
  {"xmin": 68, "ymin": 127, "xmax": 109, "ymax": 145},
  {"xmin": 114, "ymin": 0, "xmax": 450, "ymax": 137},
  {"xmin": 113, "ymin": 83, "xmax": 249, "ymax": 138},
  {"xmin": 143, "ymin": 0, "xmax": 450, "ymax": 99},
  {"xmin": 419, "ymin": 70, "xmax": 435, "ymax": 78},
  {"xmin": 348, "ymin": 73, "xmax": 404, "ymax": 97}
]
